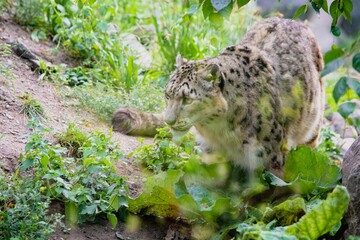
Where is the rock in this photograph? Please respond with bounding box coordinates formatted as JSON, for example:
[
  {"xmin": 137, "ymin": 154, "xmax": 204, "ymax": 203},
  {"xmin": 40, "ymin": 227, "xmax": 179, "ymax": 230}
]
[
  {"xmin": 328, "ymin": 112, "xmax": 346, "ymax": 135},
  {"xmin": 119, "ymin": 33, "xmax": 152, "ymax": 68},
  {"xmin": 327, "ymin": 111, "xmax": 359, "ymax": 138},
  {"xmin": 342, "ymin": 137, "xmax": 360, "ymax": 237},
  {"xmin": 9, "ymin": 39, "xmax": 52, "ymax": 70}
]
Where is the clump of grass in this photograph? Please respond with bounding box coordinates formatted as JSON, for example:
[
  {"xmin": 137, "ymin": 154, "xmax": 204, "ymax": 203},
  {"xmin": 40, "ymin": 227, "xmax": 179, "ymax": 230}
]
[
  {"xmin": 64, "ymin": 80, "xmax": 165, "ymax": 122},
  {"xmin": 19, "ymin": 94, "xmax": 45, "ymax": 119}
]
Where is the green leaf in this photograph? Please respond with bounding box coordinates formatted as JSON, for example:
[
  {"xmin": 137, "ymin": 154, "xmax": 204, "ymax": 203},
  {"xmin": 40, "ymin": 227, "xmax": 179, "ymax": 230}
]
[
  {"xmin": 321, "ymin": 0, "xmax": 329, "ymax": 13},
  {"xmin": 286, "ymin": 185, "xmax": 349, "ymax": 239},
  {"xmin": 346, "ymin": 77, "xmax": 360, "ymax": 96},
  {"xmin": 263, "ymin": 171, "xmax": 293, "ymax": 187},
  {"xmin": 284, "ymin": 147, "xmax": 341, "ymax": 195},
  {"xmin": 80, "ymin": 204, "xmax": 97, "ymax": 215},
  {"xmin": 237, "ymin": 0, "xmax": 250, "ymax": 8},
  {"xmin": 272, "ymin": 198, "xmax": 306, "ymax": 225},
  {"xmin": 324, "ymin": 45, "xmax": 344, "ymax": 64},
  {"xmin": 62, "ymin": 18, "xmax": 71, "ymax": 27},
  {"xmin": 332, "ymin": 77, "xmax": 348, "ymax": 103},
  {"xmin": 127, "ymin": 170, "xmax": 183, "ymax": 218},
  {"xmin": 293, "ymin": 4, "xmax": 309, "ymax": 19},
  {"xmin": 211, "ymin": 0, "xmax": 231, "ymax": 11},
  {"xmin": 342, "ymin": 0, "xmax": 353, "ymax": 21},
  {"xmin": 110, "ymin": 195, "xmax": 128, "ymax": 211},
  {"xmin": 310, "ymin": 0, "xmax": 323, "ymax": 13},
  {"xmin": 331, "ymin": 26, "xmax": 341, "ymax": 36},
  {"xmin": 321, "ymin": 58, "xmax": 344, "ymax": 77},
  {"xmin": 96, "ymin": 21, "xmax": 108, "ymax": 32},
  {"xmin": 20, "ymin": 158, "xmax": 34, "ymax": 171},
  {"xmin": 107, "ymin": 213, "xmax": 118, "ymax": 229},
  {"xmin": 338, "ymin": 101, "xmax": 356, "ymax": 118},
  {"xmin": 40, "ymin": 154, "xmax": 49, "ymax": 167},
  {"xmin": 187, "ymin": 4, "xmax": 198, "ymax": 15},
  {"xmin": 209, "ymin": 12, "xmax": 224, "ymax": 27},
  {"xmin": 65, "ymin": 201, "xmax": 79, "ymax": 226},
  {"xmin": 329, "ymin": 0, "xmax": 339, "ymax": 24},
  {"xmin": 352, "ymin": 53, "xmax": 360, "ymax": 72},
  {"xmin": 202, "ymin": 0, "xmax": 214, "ymax": 19}
]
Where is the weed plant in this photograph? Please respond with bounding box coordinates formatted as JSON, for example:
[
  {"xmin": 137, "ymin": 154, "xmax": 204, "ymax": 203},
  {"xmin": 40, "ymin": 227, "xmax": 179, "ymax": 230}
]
[
  {"xmin": 18, "ymin": 119, "xmax": 128, "ymax": 226},
  {"xmin": 0, "ymin": 174, "xmax": 63, "ymax": 240}
]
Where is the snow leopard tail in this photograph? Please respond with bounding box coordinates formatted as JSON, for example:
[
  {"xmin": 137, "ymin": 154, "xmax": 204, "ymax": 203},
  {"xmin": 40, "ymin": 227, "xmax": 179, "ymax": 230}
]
[{"xmin": 112, "ymin": 108, "xmax": 165, "ymax": 137}]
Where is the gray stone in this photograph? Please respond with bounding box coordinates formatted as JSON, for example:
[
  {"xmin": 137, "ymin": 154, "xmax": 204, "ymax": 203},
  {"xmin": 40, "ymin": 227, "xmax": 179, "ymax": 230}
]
[{"xmin": 342, "ymin": 137, "xmax": 360, "ymax": 237}]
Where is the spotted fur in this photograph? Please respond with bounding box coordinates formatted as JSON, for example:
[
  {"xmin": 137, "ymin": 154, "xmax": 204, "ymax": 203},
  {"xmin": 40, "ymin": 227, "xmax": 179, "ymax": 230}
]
[{"xmin": 112, "ymin": 17, "xmax": 324, "ymax": 175}]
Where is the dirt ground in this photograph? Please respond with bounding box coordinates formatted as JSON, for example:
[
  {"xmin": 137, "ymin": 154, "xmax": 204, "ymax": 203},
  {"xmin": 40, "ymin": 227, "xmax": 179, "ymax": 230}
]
[{"xmin": 0, "ymin": 16, "xmax": 174, "ymax": 240}]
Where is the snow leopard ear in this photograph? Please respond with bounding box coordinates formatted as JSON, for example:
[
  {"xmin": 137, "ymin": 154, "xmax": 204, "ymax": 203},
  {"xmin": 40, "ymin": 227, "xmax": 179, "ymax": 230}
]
[
  {"xmin": 199, "ymin": 63, "xmax": 221, "ymax": 82},
  {"xmin": 175, "ymin": 54, "xmax": 188, "ymax": 68}
]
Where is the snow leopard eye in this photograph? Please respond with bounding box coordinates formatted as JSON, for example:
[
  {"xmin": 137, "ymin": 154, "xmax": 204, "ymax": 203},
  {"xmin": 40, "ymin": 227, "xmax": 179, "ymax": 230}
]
[
  {"xmin": 165, "ymin": 93, "xmax": 170, "ymax": 100},
  {"xmin": 183, "ymin": 97, "xmax": 193, "ymax": 105}
]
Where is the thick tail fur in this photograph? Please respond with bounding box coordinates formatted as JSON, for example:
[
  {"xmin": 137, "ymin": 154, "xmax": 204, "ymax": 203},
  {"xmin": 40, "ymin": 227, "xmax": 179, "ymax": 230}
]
[{"xmin": 112, "ymin": 108, "xmax": 165, "ymax": 137}]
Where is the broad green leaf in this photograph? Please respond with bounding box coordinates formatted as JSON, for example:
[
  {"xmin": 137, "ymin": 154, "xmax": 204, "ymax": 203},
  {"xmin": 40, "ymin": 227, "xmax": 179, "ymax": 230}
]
[
  {"xmin": 352, "ymin": 53, "xmax": 360, "ymax": 72},
  {"xmin": 20, "ymin": 158, "xmax": 34, "ymax": 171},
  {"xmin": 332, "ymin": 77, "xmax": 348, "ymax": 103},
  {"xmin": 211, "ymin": 0, "xmax": 231, "ymax": 11},
  {"xmin": 110, "ymin": 195, "xmax": 128, "ymax": 211},
  {"xmin": 237, "ymin": 0, "xmax": 250, "ymax": 8},
  {"xmin": 321, "ymin": 58, "xmax": 344, "ymax": 77},
  {"xmin": 107, "ymin": 213, "xmax": 118, "ymax": 229},
  {"xmin": 293, "ymin": 5, "xmax": 309, "ymax": 19},
  {"xmin": 286, "ymin": 185, "xmax": 349, "ymax": 239},
  {"xmin": 272, "ymin": 198, "xmax": 306, "ymax": 225},
  {"xmin": 284, "ymin": 147, "xmax": 341, "ymax": 194},
  {"xmin": 40, "ymin": 154, "xmax": 49, "ymax": 168},
  {"xmin": 324, "ymin": 45, "xmax": 344, "ymax": 64},
  {"xmin": 80, "ymin": 204, "xmax": 97, "ymax": 215},
  {"xmin": 65, "ymin": 201, "xmax": 79, "ymax": 226},
  {"xmin": 338, "ymin": 101, "xmax": 356, "ymax": 118},
  {"xmin": 346, "ymin": 77, "xmax": 360, "ymax": 96},
  {"xmin": 127, "ymin": 170, "xmax": 183, "ymax": 218}
]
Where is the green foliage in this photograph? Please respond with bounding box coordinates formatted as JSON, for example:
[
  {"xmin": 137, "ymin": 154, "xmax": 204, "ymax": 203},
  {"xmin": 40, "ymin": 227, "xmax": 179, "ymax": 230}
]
[
  {"xmin": 284, "ymin": 147, "xmax": 342, "ymax": 195},
  {"xmin": 65, "ymin": 67, "xmax": 90, "ymax": 86},
  {"xmin": 316, "ymin": 128, "xmax": 342, "ymax": 160},
  {"xmin": 19, "ymin": 119, "xmax": 128, "ymax": 225},
  {"xmin": 0, "ymin": 174, "xmax": 63, "ymax": 239},
  {"xmin": 292, "ymin": 4, "xmax": 309, "ymax": 19},
  {"xmin": 285, "ymin": 186, "xmax": 349, "ymax": 239},
  {"xmin": 324, "ymin": 38, "xmax": 360, "ymax": 132},
  {"xmin": 129, "ymin": 143, "xmax": 347, "ymax": 239},
  {"xmin": 132, "ymin": 127, "xmax": 200, "ymax": 173}
]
